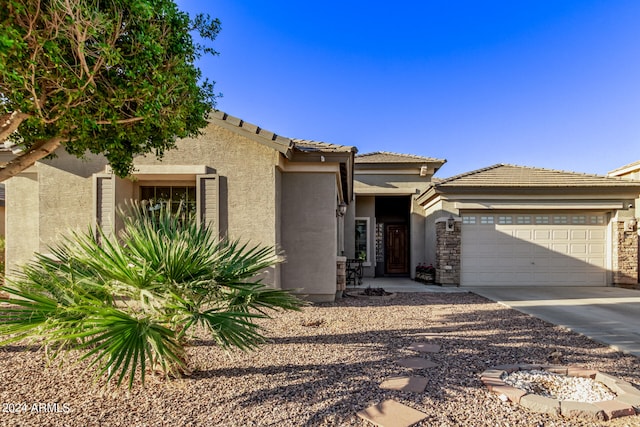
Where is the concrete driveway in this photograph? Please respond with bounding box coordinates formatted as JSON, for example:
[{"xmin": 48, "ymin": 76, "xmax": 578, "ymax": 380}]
[{"xmin": 465, "ymin": 286, "xmax": 640, "ymax": 358}]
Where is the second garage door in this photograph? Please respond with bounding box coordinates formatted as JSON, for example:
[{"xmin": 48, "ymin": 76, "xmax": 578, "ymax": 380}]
[{"xmin": 461, "ymin": 212, "xmax": 608, "ymax": 286}]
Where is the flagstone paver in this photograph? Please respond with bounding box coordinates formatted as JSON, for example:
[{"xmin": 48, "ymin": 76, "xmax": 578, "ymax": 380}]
[
  {"xmin": 357, "ymin": 399, "xmax": 428, "ymax": 427},
  {"xmin": 379, "ymin": 376, "xmax": 429, "ymax": 393},
  {"xmin": 395, "ymin": 358, "xmax": 438, "ymax": 369},
  {"xmin": 407, "ymin": 342, "xmax": 441, "ymax": 353}
]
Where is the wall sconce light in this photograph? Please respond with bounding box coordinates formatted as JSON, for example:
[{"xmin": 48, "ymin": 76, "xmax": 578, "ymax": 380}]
[
  {"xmin": 336, "ymin": 202, "xmax": 347, "ymax": 217},
  {"xmin": 446, "ymin": 215, "xmax": 455, "ymax": 231}
]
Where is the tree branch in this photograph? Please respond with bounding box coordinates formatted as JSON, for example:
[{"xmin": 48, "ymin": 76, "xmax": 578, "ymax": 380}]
[
  {"xmin": 95, "ymin": 117, "xmax": 145, "ymax": 125},
  {"xmin": 0, "ymin": 112, "xmax": 32, "ymax": 142},
  {"xmin": 0, "ymin": 137, "xmax": 65, "ymax": 182}
]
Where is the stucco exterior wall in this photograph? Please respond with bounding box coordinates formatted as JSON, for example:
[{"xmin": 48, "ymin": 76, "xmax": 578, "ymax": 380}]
[
  {"xmin": 410, "ymin": 196, "xmax": 426, "ymax": 279},
  {"xmin": 355, "ymin": 174, "xmax": 431, "ymax": 195},
  {"xmin": 343, "ymin": 200, "xmax": 356, "ymax": 258},
  {"xmin": 38, "ymin": 152, "xmax": 109, "ymax": 253},
  {"xmin": 132, "ymin": 122, "xmax": 279, "ymax": 247},
  {"xmin": 281, "ymin": 172, "xmax": 337, "ymax": 302},
  {"xmin": 5, "ymin": 172, "xmax": 39, "ymax": 272}
]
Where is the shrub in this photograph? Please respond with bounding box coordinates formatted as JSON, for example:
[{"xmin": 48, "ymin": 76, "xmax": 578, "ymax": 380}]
[{"xmin": 0, "ymin": 206, "xmax": 305, "ymax": 388}]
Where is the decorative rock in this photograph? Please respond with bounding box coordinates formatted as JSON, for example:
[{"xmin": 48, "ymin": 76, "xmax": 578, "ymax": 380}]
[
  {"xmin": 356, "ymin": 399, "xmax": 428, "ymax": 427},
  {"xmin": 483, "ymin": 364, "xmax": 639, "ymax": 421},
  {"xmin": 379, "ymin": 376, "xmax": 429, "ymax": 393}
]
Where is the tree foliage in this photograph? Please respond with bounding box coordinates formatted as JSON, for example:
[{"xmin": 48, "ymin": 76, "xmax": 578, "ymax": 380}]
[
  {"xmin": 0, "ymin": 0, "xmax": 220, "ymax": 181},
  {"xmin": 0, "ymin": 207, "xmax": 305, "ymax": 388}
]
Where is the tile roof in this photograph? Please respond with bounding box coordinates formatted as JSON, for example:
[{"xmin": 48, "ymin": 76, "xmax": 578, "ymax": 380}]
[
  {"xmin": 209, "ymin": 111, "xmax": 356, "ymax": 154},
  {"xmin": 292, "ymin": 139, "xmax": 357, "ymax": 153},
  {"xmin": 608, "ymin": 160, "xmax": 640, "ymax": 176},
  {"xmin": 436, "ymin": 164, "xmax": 640, "ymax": 188},
  {"xmin": 356, "ymin": 151, "xmax": 445, "ymax": 164},
  {"xmin": 209, "ymin": 110, "xmax": 293, "ymax": 150}
]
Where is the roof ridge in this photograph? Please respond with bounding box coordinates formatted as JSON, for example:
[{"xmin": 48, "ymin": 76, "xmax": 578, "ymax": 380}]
[
  {"xmin": 499, "ymin": 163, "xmax": 624, "ymax": 180},
  {"xmin": 357, "ymin": 151, "xmax": 435, "ymax": 160},
  {"xmin": 439, "ymin": 163, "xmax": 625, "ymax": 184},
  {"xmin": 437, "ymin": 164, "xmax": 505, "ymax": 184},
  {"xmin": 356, "ymin": 151, "xmax": 446, "ymax": 163}
]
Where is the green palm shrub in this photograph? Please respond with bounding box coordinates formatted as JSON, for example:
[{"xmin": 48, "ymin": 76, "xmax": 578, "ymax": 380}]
[{"xmin": 0, "ymin": 206, "xmax": 305, "ymax": 388}]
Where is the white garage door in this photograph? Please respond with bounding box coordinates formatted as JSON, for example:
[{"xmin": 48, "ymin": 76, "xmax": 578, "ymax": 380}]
[{"xmin": 461, "ymin": 213, "xmax": 608, "ymax": 286}]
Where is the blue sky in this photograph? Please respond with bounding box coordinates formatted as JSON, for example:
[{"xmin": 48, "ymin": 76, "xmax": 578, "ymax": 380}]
[{"xmin": 177, "ymin": 0, "xmax": 640, "ymax": 178}]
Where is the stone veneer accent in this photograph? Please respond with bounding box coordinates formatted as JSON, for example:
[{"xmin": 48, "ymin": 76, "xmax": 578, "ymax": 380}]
[
  {"xmin": 480, "ymin": 364, "xmax": 640, "ymax": 421},
  {"xmin": 613, "ymin": 221, "xmax": 639, "ymax": 288},
  {"xmin": 435, "ymin": 220, "xmax": 461, "ymax": 285}
]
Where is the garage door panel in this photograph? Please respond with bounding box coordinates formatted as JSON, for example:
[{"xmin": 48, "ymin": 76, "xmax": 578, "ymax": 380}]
[
  {"xmin": 551, "ymin": 243, "xmax": 569, "ymax": 254},
  {"xmin": 462, "ymin": 212, "xmax": 608, "ymax": 287},
  {"xmin": 571, "ymin": 230, "xmax": 587, "ymax": 239}
]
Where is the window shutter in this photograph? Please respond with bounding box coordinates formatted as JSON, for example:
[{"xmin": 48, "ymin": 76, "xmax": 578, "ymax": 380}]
[
  {"xmin": 93, "ymin": 174, "xmax": 114, "ymax": 239},
  {"xmin": 196, "ymin": 174, "xmax": 219, "ymax": 236}
]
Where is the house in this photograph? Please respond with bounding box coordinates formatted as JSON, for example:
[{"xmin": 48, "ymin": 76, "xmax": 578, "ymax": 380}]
[
  {"xmin": 4, "ymin": 112, "xmax": 640, "ymax": 300},
  {"xmin": 418, "ymin": 164, "xmax": 640, "ymax": 288},
  {"xmin": 5, "ymin": 111, "xmax": 355, "ymax": 302}
]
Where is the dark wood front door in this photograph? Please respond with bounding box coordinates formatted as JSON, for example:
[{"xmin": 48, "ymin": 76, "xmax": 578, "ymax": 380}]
[{"xmin": 385, "ymin": 224, "xmax": 408, "ymax": 274}]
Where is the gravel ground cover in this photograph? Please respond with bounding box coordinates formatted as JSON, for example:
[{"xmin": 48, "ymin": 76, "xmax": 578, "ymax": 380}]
[{"xmin": 1, "ymin": 291, "xmax": 639, "ymax": 427}]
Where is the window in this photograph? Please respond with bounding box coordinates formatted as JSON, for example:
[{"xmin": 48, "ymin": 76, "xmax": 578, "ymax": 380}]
[
  {"xmin": 140, "ymin": 185, "xmax": 196, "ymax": 217},
  {"xmin": 590, "ymin": 216, "xmax": 605, "ymax": 224},
  {"xmin": 535, "ymin": 216, "xmax": 550, "ymax": 224},
  {"xmin": 462, "ymin": 216, "xmax": 476, "ymax": 224},
  {"xmin": 497, "ymin": 216, "xmax": 513, "ymax": 225},
  {"xmin": 516, "ymin": 216, "xmax": 531, "ymax": 224},
  {"xmin": 572, "ymin": 215, "xmax": 586, "ymax": 224},
  {"xmin": 480, "ymin": 216, "xmax": 494, "ymax": 224},
  {"xmin": 355, "ymin": 217, "xmax": 371, "ymax": 265},
  {"xmin": 553, "ymin": 215, "xmax": 568, "ymax": 224}
]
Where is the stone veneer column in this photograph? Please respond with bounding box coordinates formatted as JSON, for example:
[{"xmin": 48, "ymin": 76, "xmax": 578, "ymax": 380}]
[
  {"xmin": 613, "ymin": 221, "xmax": 638, "ymax": 288},
  {"xmin": 435, "ymin": 219, "xmax": 461, "ymax": 286}
]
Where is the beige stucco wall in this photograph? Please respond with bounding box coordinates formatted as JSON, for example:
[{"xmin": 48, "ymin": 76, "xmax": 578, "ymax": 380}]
[
  {"xmin": 132, "ymin": 122, "xmax": 279, "ymax": 247},
  {"xmin": 4, "ymin": 122, "xmax": 286, "ymax": 289},
  {"xmin": 5, "ymin": 172, "xmax": 39, "ymax": 273},
  {"xmin": 281, "ymin": 172, "xmax": 337, "ymax": 302},
  {"xmin": 38, "ymin": 152, "xmax": 109, "ymax": 251},
  {"xmin": 410, "ymin": 196, "xmax": 426, "ymax": 278},
  {"xmin": 355, "ymin": 173, "xmax": 431, "ymax": 195}
]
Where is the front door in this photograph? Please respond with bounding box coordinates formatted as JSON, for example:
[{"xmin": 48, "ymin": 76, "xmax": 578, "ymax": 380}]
[{"xmin": 385, "ymin": 224, "xmax": 408, "ymax": 274}]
